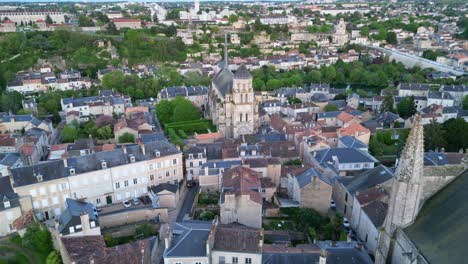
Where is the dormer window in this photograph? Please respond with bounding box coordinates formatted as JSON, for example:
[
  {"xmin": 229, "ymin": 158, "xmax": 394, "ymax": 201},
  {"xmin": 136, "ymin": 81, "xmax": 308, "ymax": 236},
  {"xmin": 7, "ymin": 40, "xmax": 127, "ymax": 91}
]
[
  {"xmin": 189, "ymin": 154, "xmax": 193, "ymax": 159},
  {"xmin": 36, "ymin": 175, "xmax": 43, "ymax": 182},
  {"xmin": 4, "ymin": 201, "xmax": 10, "ymax": 208},
  {"xmin": 154, "ymin": 150, "xmax": 160, "ymax": 157},
  {"xmin": 69, "ymin": 168, "xmax": 76, "ymax": 175},
  {"xmin": 101, "ymin": 161, "xmax": 107, "ymax": 169},
  {"xmin": 129, "ymin": 155, "xmax": 136, "ymax": 163},
  {"xmin": 198, "ymin": 153, "xmax": 203, "ymax": 159}
]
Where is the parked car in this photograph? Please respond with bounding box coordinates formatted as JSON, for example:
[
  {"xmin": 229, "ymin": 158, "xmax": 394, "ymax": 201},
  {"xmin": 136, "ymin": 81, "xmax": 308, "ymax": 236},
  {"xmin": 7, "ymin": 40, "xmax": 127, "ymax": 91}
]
[
  {"xmin": 132, "ymin": 197, "xmax": 140, "ymax": 206},
  {"xmin": 343, "ymin": 217, "xmax": 350, "ymax": 228},
  {"xmin": 122, "ymin": 200, "xmax": 131, "ymax": 208}
]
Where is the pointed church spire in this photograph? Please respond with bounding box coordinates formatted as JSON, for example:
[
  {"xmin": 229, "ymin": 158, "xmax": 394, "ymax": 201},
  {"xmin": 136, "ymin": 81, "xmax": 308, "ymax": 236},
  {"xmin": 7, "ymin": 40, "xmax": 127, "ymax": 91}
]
[
  {"xmin": 394, "ymin": 113, "xmax": 424, "ymax": 184},
  {"xmin": 223, "ymin": 33, "xmax": 228, "ymax": 69}
]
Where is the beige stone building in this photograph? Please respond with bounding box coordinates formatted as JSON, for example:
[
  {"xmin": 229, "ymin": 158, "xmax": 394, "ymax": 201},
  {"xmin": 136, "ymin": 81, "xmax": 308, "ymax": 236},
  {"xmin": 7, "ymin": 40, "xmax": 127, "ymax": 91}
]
[
  {"xmin": 0, "ymin": 177, "xmax": 32, "ymax": 236},
  {"xmin": 11, "ymin": 141, "xmax": 182, "ymax": 220},
  {"xmin": 207, "ymin": 37, "xmax": 259, "ymax": 139}
]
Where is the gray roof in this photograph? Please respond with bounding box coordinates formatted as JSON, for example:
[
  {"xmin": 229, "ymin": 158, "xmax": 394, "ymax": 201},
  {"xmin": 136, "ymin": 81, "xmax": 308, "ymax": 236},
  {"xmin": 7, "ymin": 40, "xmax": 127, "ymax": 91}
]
[
  {"xmin": 339, "ymin": 165, "xmax": 394, "ymax": 195},
  {"xmin": 339, "ymin": 136, "xmax": 367, "ymax": 149},
  {"xmin": 150, "ymin": 183, "xmax": 178, "ymax": 194},
  {"xmin": 263, "ymin": 253, "xmax": 320, "ymax": 264},
  {"xmin": 234, "ymin": 64, "xmax": 252, "ymax": 79},
  {"xmin": 362, "ymin": 200, "xmax": 388, "ymax": 228},
  {"xmin": 212, "ymin": 67, "xmax": 234, "ymax": 97},
  {"xmin": 296, "ymin": 168, "xmax": 331, "ymax": 188},
  {"xmin": 58, "ymin": 199, "xmax": 98, "ymax": 234},
  {"xmin": 405, "ymin": 169, "xmax": 468, "ymax": 264},
  {"xmin": 2, "ymin": 114, "xmax": 33, "ymax": 123},
  {"xmin": 317, "ymin": 111, "xmax": 341, "ymax": 119},
  {"xmin": 399, "ymin": 83, "xmax": 431, "ymax": 91},
  {"xmin": 0, "ymin": 153, "xmax": 21, "ymax": 166},
  {"xmin": 164, "ymin": 221, "xmax": 212, "ymax": 258},
  {"xmin": 11, "ymin": 141, "xmax": 180, "ymax": 188},
  {"xmin": 441, "ymin": 84, "xmax": 467, "ymax": 92},
  {"xmin": 199, "ymin": 160, "xmax": 242, "ymax": 176},
  {"xmin": 314, "ymin": 148, "xmax": 378, "ymax": 166},
  {"xmin": 0, "ymin": 176, "xmax": 19, "ymax": 212}
]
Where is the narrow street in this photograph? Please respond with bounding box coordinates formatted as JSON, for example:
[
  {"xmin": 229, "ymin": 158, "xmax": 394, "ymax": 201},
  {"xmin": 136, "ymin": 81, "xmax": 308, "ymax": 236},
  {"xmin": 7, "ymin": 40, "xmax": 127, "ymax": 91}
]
[{"xmin": 176, "ymin": 183, "xmax": 199, "ymax": 222}]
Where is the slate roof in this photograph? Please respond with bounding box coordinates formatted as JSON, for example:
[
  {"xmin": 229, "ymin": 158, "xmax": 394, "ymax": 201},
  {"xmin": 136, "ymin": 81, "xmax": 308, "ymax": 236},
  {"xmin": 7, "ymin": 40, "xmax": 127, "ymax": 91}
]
[
  {"xmin": 234, "ymin": 64, "xmax": 252, "ymax": 79},
  {"xmin": 150, "ymin": 183, "xmax": 178, "ymax": 194},
  {"xmin": 399, "ymin": 83, "xmax": 431, "ymax": 91},
  {"xmin": 295, "ymin": 168, "xmax": 331, "ymax": 188},
  {"xmin": 317, "ymin": 111, "xmax": 341, "ymax": 119},
  {"xmin": 360, "ymin": 197, "xmax": 387, "ymax": 225},
  {"xmin": 424, "ymin": 151, "xmax": 465, "ymax": 166},
  {"xmin": 199, "ymin": 160, "xmax": 242, "ymax": 176},
  {"xmin": 212, "ymin": 67, "xmax": 234, "ymax": 97},
  {"xmin": 11, "ymin": 141, "xmax": 180, "ymax": 188},
  {"xmin": 338, "ymin": 136, "xmax": 367, "ymax": 149},
  {"xmin": 164, "ymin": 221, "xmax": 212, "ymax": 258},
  {"xmin": 213, "ymin": 224, "xmax": 262, "ymax": 253},
  {"xmin": 263, "ymin": 253, "xmax": 320, "ymax": 264},
  {"xmin": 314, "ymin": 148, "xmax": 378, "ymax": 166},
  {"xmin": 339, "ymin": 165, "xmax": 394, "ymax": 195},
  {"xmin": 0, "ymin": 153, "xmax": 21, "ymax": 166},
  {"xmin": 405, "ymin": 169, "xmax": 468, "ymax": 264},
  {"xmin": 2, "ymin": 114, "xmax": 33, "ymax": 122},
  {"xmin": 58, "ymin": 199, "xmax": 98, "ymax": 234},
  {"xmin": 0, "ymin": 176, "xmax": 19, "ymax": 212}
]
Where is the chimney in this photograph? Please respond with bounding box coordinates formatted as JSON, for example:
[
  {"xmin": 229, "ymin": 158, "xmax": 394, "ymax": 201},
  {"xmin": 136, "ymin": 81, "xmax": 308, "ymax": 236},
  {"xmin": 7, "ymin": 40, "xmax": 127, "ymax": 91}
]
[
  {"xmin": 140, "ymin": 143, "xmax": 146, "ymax": 155},
  {"xmin": 319, "ymin": 249, "xmax": 327, "ymax": 264},
  {"xmin": 205, "ymin": 166, "xmax": 209, "ymax": 175},
  {"xmin": 80, "ymin": 213, "xmax": 91, "ymax": 234},
  {"xmin": 122, "ymin": 144, "xmax": 127, "ymax": 154},
  {"xmin": 63, "ymin": 158, "xmax": 68, "ymax": 168},
  {"xmin": 440, "ymin": 147, "xmax": 445, "ymax": 153}
]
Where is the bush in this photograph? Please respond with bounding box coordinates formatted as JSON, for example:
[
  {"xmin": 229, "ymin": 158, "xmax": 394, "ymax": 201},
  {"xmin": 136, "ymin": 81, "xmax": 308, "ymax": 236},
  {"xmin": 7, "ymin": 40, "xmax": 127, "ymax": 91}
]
[
  {"xmin": 135, "ymin": 223, "xmax": 157, "ymax": 238},
  {"xmin": 46, "ymin": 251, "xmax": 61, "ymax": 264},
  {"xmin": 118, "ymin": 132, "xmax": 135, "ymax": 143},
  {"xmin": 178, "ymin": 129, "xmax": 187, "ymax": 139},
  {"xmin": 198, "ymin": 192, "xmax": 219, "ymax": 205},
  {"xmin": 199, "ymin": 211, "xmax": 216, "ymax": 221}
]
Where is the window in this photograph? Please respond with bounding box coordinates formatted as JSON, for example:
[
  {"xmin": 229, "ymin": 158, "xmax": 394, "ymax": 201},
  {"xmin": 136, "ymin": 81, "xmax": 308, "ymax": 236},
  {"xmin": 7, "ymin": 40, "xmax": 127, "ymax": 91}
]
[
  {"xmin": 246, "ymin": 113, "xmax": 248, "ymax": 121},
  {"xmin": 60, "ymin": 183, "xmax": 68, "ymax": 190},
  {"xmin": 199, "ymin": 161, "xmax": 203, "ymax": 166},
  {"xmin": 4, "ymin": 201, "xmax": 10, "ymax": 208},
  {"xmin": 133, "ymin": 178, "xmax": 138, "ymax": 185},
  {"xmin": 354, "ymin": 164, "xmax": 360, "ymax": 168},
  {"xmin": 245, "ymin": 258, "xmax": 252, "ymax": 264},
  {"xmin": 149, "ymin": 164, "xmax": 154, "ymax": 170},
  {"xmin": 219, "ymin": 256, "xmax": 225, "ymax": 264},
  {"xmin": 166, "ymin": 171, "xmax": 170, "ymax": 177},
  {"xmin": 365, "ymin": 233, "xmax": 368, "ymax": 243},
  {"xmin": 240, "ymin": 113, "xmax": 243, "ymax": 122},
  {"xmin": 189, "ymin": 154, "xmax": 193, "ymax": 159},
  {"xmin": 124, "ymin": 180, "xmax": 129, "ymax": 187},
  {"xmin": 232, "ymin": 257, "xmax": 238, "ymax": 263},
  {"xmin": 198, "ymin": 153, "xmax": 203, "ymax": 159},
  {"xmin": 115, "ymin": 182, "xmax": 120, "ymax": 189},
  {"xmin": 189, "ymin": 162, "xmax": 193, "ymax": 167},
  {"xmin": 173, "ymin": 159, "xmax": 177, "ymax": 165},
  {"xmin": 345, "ymin": 193, "xmax": 348, "ymax": 202},
  {"xmin": 194, "ymin": 262, "xmax": 203, "ymax": 264},
  {"xmin": 150, "ymin": 175, "xmax": 155, "ymax": 181}
]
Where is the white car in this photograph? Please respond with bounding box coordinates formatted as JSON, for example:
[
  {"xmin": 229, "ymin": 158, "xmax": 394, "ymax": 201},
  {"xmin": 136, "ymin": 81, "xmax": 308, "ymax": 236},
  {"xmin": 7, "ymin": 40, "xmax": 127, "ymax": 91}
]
[
  {"xmin": 122, "ymin": 200, "xmax": 131, "ymax": 208},
  {"xmin": 132, "ymin": 197, "xmax": 140, "ymax": 206},
  {"xmin": 343, "ymin": 217, "xmax": 350, "ymax": 228}
]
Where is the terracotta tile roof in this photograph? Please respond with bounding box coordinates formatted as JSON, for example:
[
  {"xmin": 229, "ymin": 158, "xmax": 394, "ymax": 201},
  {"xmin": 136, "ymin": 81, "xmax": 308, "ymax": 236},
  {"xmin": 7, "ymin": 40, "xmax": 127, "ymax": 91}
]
[
  {"xmin": 213, "ymin": 224, "xmax": 263, "ymax": 253},
  {"xmin": 263, "ymin": 243, "xmax": 320, "ymax": 253},
  {"xmin": 125, "ymin": 106, "xmax": 148, "ymax": 116},
  {"xmin": 61, "ymin": 235, "xmax": 150, "ymax": 264},
  {"xmin": 337, "ymin": 123, "xmax": 370, "ymax": 137},
  {"xmin": 0, "ymin": 137, "xmax": 16, "ymax": 147},
  {"xmin": 12, "ymin": 210, "xmax": 35, "ymax": 230},
  {"xmin": 19, "ymin": 144, "xmax": 35, "ymax": 156},
  {"xmin": 337, "ymin": 111, "xmax": 354, "ymax": 123},
  {"xmin": 356, "ymin": 186, "xmax": 388, "ymax": 205},
  {"xmin": 222, "ymin": 166, "xmax": 262, "ymax": 204},
  {"xmin": 195, "ymin": 132, "xmax": 221, "ymax": 141}
]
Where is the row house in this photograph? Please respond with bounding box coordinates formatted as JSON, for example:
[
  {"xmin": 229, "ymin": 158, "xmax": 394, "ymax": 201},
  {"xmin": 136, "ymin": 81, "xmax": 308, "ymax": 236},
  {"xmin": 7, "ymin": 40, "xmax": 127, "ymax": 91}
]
[
  {"xmin": 158, "ymin": 86, "xmax": 209, "ymax": 108},
  {"xmin": 10, "ymin": 141, "xmax": 183, "ymax": 221}
]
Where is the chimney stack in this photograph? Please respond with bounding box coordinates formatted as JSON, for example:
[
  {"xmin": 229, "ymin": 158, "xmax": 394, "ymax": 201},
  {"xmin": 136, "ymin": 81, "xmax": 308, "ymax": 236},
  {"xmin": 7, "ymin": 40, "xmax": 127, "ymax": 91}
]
[
  {"xmin": 140, "ymin": 143, "xmax": 146, "ymax": 155},
  {"xmin": 63, "ymin": 158, "xmax": 68, "ymax": 168},
  {"xmin": 80, "ymin": 213, "xmax": 91, "ymax": 234},
  {"xmin": 319, "ymin": 249, "xmax": 327, "ymax": 264},
  {"xmin": 122, "ymin": 144, "xmax": 127, "ymax": 154}
]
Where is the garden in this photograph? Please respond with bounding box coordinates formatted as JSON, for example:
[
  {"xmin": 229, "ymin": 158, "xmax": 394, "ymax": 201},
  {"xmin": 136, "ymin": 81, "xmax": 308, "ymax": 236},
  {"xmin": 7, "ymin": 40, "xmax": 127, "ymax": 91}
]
[{"xmin": 193, "ymin": 192, "xmax": 219, "ymax": 221}]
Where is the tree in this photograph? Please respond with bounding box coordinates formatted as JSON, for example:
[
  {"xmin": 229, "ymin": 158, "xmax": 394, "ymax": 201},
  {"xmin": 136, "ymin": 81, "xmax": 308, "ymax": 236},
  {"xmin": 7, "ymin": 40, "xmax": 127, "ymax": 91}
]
[
  {"xmin": 228, "ymin": 14, "xmax": 238, "ymax": 24},
  {"xmin": 107, "ymin": 22, "xmax": 118, "ymax": 35},
  {"xmin": 442, "ymin": 118, "xmax": 468, "ymax": 152},
  {"xmin": 386, "ymin": 31, "xmax": 397, "ymax": 44},
  {"xmin": 424, "ymin": 121, "xmax": 446, "ymax": 151},
  {"xmin": 45, "ymin": 15, "xmax": 53, "ymax": 24},
  {"xmin": 118, "ymin": 132, "xmax": 135, "ymax": 143},
  {"xmin": 324, "ymin": 104, "xmax": 339, "ymax": 112},
  {"xmin": 369, "ymin": 136, "xmax": 384, "ymax": 156},
  {"xmin": 172, "ymin": 98, "xmax": 201, "ymax": 122},
  {"xmin": 96, "ymin": 125, "xmax": 113, "ymax": 140},
  {"xmin": 360, "ymin": 26, "xmax": 369, "ymax": 37},
  {"xmin": 380, "ymin": 95, "xmax": 395, "ymax": 113},
  {"xmin": 61, "ymin": 125, "xmax": 78, "ymax": 143},
  {"xmin": 397, "ymin": 96, "xmax": 416, "ymax": 119},
  {"xmin": 463, "ymin": 95, "xmax": 468, "ymax": 110},
  {"xmin": 0, "ymin": 91, "xmax": 23, "ymax": 113},
  {"xmin": 156, "ymin": 100, "xmax": 174, "ymax": 125},
  {"xmin": 22, "ymin": 223, "xmax": 53, "ymax": 259},
  {"xmin": 46, "ymin": 251, "xmax": 61, "ymax": 264},
  {"xmin": 78, "ymin": 14, "xmax": 95, "ymax": 27},
  {"xmin": 287, "ymin": 97, "xmax": 302, "ymax": 104}
]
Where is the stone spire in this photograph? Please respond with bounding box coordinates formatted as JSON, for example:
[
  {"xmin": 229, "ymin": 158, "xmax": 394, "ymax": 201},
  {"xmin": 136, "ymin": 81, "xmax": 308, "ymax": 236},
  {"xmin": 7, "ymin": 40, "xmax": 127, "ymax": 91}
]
[
  {"xmin": 375, "ymin": 114, "xmax": 425, "ymax": 264},
  {"xmin": 223, "ymin": 33, "xmax": 228, "ymax": 69}
]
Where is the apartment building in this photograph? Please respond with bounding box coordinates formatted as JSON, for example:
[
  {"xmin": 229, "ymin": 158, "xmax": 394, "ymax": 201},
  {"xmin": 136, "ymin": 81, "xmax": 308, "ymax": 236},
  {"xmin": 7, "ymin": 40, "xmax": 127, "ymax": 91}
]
[{"xmin": 11, "ymin": 141, "xmax": 183, "ymax": 220}]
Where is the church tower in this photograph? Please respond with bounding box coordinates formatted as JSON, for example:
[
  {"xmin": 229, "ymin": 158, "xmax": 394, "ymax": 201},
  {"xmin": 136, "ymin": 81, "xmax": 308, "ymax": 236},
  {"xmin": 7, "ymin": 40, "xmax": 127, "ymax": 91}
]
[
  {"xmin": 232, "ymin": 64, "xmax": 257, "ymax": 138},
  {"xmin": 375, "ymin": 114, "xmax": 425, "ymax": 264}
]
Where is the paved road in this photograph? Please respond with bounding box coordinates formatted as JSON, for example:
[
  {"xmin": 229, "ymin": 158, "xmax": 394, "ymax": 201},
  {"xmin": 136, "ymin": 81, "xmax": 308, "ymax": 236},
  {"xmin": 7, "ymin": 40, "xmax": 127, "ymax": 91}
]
[{"xmin": 176, "ymin": 183, "xmax": 199, "ymax": 222}]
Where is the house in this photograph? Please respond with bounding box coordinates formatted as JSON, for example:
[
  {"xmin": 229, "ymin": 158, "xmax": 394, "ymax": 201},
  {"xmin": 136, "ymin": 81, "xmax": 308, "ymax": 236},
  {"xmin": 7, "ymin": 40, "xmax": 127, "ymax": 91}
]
[
  {"xmin": 0, "ymin": 135, "xmax": 18, "ymax": 154},
  {"xmin": 220, "ymin": 166, "xmax": 275, "ymax": 228},
  {"xmin": 184, "ymin": 145, "xmax": 207, "ymax": 181},
  {"xmin": 337, "ymin": 123, "xmax": 371, "ymax": 145},
  {"xmin": 362, "ymin": 112, "xmax": 404, "ymax": 132},
  {"xmin": 262, "ymin": 100, "xmax": 282, "ymax": 115},
  {"xmin": 163, "ymin": 221, "xmax": 213, "ymax": 264},
  {"xmin": 347, "ymin": 93, "xmax": 360, "ymax": 109},
  {"xmin": 281, "ymin": 102, "xmax": 320, "ymax": 119},
  {"xmin": 148, "ymin": 183, "xmax": 180, "ymax": 208},
  {"xmin": 112, "ymin": 18, "xmax": 142, "ymax": 29},
  {"xmin": 440, "ymin": 84, "xmax": 467, "ymax": 106},
  {"xmin": 0, "ymin": 153, "xmax": 22, "ymax": 177},
  {"xmin": 0, "ymin": 176, "xmax": 24, "ymax": 236},
  {"xmin": 11, "ymin": 141, "xmax": 182, "ymax": 221},
  {"xmin": 286, "ymin": 167, "xmax": 333, "ymax": 214},
  {"xmin": 317, "ymin": 111, "xmax": 341, "ymax": 127},
  {"xmin": 310, "ymin": 148, "xmax": 378, "ymax": 176},
  {"xmin": 56, "ymin": 198, "xmax": 100, "ymax": 237},
  {"xmin": 210, "ymin": 224, "xmax": 263, "ymax": 264},
  {"xmin": 397, "ymin": 83, "xmax": 430, "ymax": 97},
  {"xmin": 114, "ymin": 112, "xmax": 153, "ymax": 142},
  {"xmin": 60, "ymin": 235, "xmax": 151, "ymax": 264},
  {"xmin": 332, "ymin": 165, "xmax": 394, "ymax": 220},
  {"xmin": 158, "ymin": 86, "xmax": 209, "ymax": 108},
  {"xmin": 338, "ymin": 136, "xmax": 368, "ymax": 152},
  {"xmin": 427, "ymin": 91, "xmax": 454, "ymax": 107}
]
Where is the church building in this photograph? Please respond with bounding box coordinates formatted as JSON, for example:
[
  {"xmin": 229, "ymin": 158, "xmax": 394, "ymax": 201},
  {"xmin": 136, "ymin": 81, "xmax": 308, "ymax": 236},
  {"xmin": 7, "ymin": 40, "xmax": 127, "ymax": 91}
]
[{"xmin": 207, "ymin": 36, "xmax": 259, "ymax": 139}]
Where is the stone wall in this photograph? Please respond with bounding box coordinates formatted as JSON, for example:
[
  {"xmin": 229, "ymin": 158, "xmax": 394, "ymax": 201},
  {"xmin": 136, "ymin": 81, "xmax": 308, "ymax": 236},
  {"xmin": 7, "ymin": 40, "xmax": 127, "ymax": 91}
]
[
  {"xmin": 99, "ymin": 207, "xmax": 169, "ymax": 229},
  {"xmin": 421, "ymin": 165, "xmax": 464, "ymax": 201}
]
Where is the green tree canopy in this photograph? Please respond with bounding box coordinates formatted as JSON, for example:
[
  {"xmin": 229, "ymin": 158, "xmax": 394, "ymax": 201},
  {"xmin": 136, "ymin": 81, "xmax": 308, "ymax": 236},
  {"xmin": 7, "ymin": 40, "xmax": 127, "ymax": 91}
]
[
  {"xmin": 324, "ymin": 104, "xmax": 339, "ymax": 112},
  {"xmin": 61, "ymin": 125, "xmax": 78, "ymax": 143},
  {"xmin": 118, "ymin": 132, "xmax": 135, "ymax": 143},
  {"xmin": 397, "ymin": 96, "xmax": 417, "ymax": 119}
]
